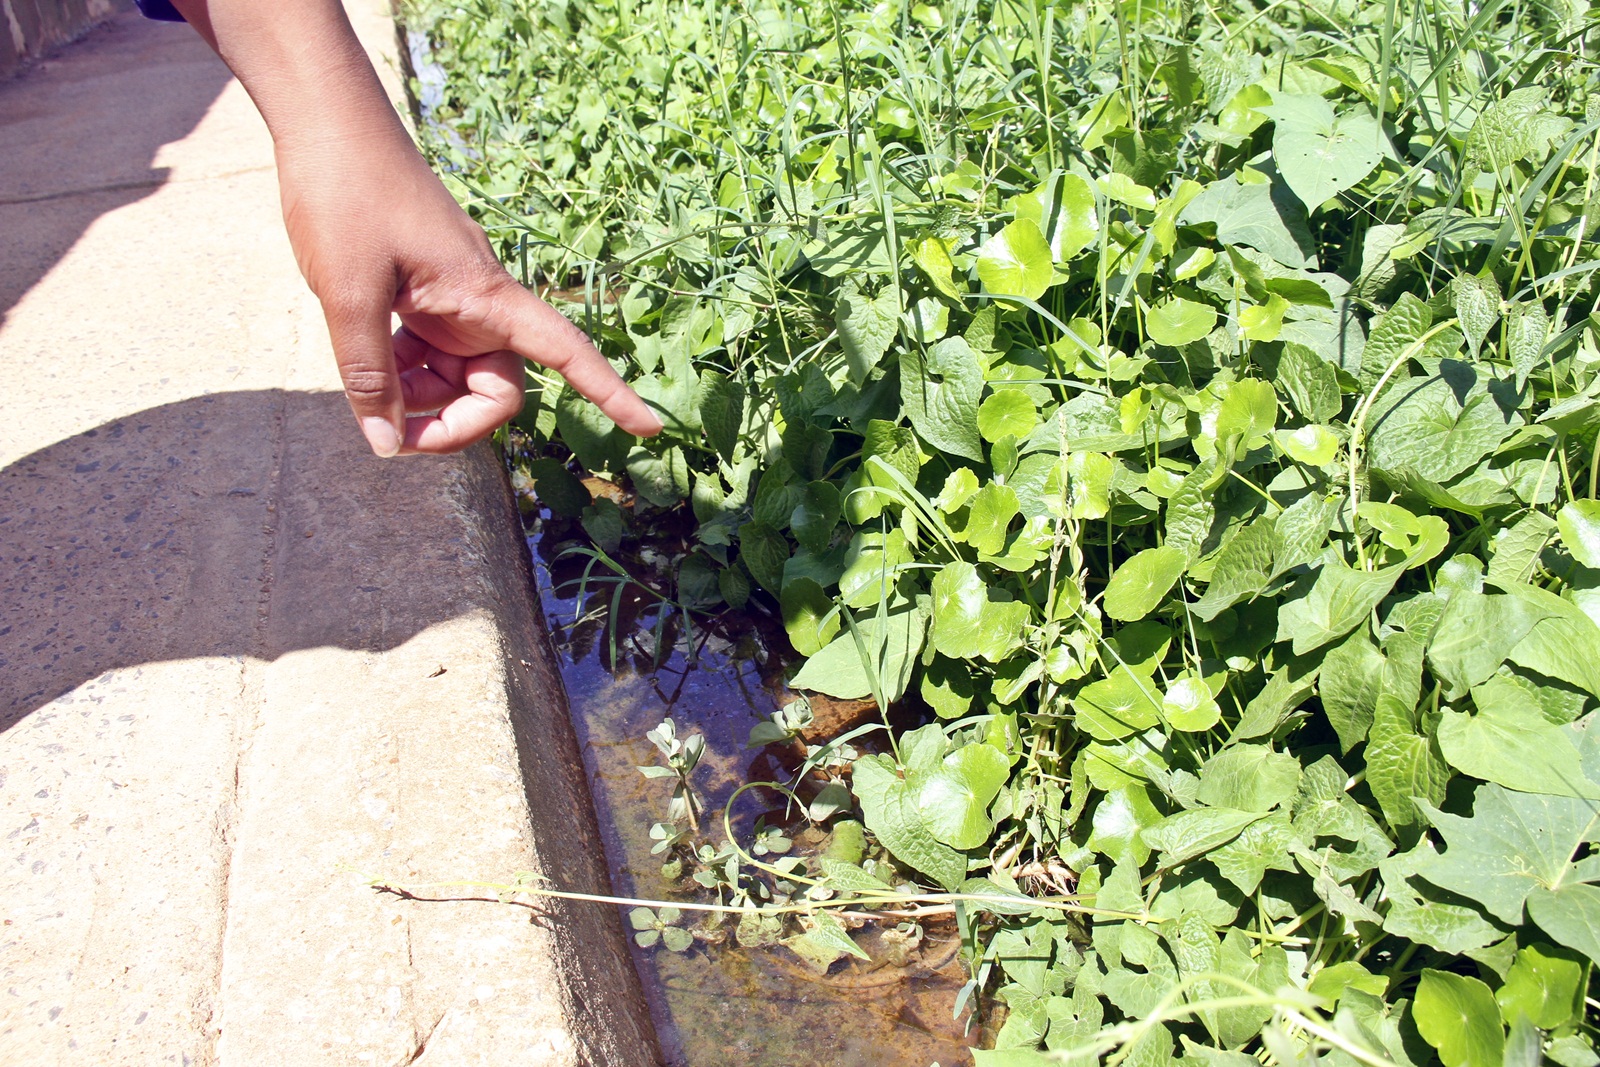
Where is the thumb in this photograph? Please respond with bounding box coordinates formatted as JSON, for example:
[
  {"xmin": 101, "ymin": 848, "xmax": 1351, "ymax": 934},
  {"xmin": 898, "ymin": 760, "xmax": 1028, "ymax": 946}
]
[{"xmin": 321, "ymin": 287, "xmax": 405, "ymax": 457}]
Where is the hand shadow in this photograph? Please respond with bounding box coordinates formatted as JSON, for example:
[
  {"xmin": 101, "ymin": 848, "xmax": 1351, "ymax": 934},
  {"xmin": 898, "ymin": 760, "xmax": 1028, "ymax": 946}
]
[
  {"xmin": 1, "ymin": 11, "xmax": 235, "ymax": 332},
  {"xmin": 0, "ymin": 389, "xmax": 499, "ymax": 729}
]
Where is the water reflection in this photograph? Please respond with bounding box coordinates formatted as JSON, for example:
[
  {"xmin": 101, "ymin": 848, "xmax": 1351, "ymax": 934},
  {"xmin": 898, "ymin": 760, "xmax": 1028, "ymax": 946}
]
[{"xmin": 518, "ymin": 486, "xmax": 990, "ymax": 1067}]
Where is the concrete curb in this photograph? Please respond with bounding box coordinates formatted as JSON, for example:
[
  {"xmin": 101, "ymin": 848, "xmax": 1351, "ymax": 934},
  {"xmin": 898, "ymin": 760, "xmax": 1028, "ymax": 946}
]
[
  {"xmin": 1, "ymin": 0, "xmax": 114, "ymax": 82},
  {"xmin": 0, "ymin": 7, "xmax": 658, "ymax": 1064}
]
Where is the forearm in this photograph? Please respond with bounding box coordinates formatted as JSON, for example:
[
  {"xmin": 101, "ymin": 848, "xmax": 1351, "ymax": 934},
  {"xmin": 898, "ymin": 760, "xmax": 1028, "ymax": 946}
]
[{"xmin": 167, "ymin": 0, "xmax": 415, "ymax": 163}]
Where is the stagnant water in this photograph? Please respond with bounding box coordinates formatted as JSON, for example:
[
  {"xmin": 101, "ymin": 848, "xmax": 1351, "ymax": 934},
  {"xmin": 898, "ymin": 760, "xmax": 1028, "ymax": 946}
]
[{"xmin": 513, "ymin": 481, "xmax": 994, "ymax": 1066}]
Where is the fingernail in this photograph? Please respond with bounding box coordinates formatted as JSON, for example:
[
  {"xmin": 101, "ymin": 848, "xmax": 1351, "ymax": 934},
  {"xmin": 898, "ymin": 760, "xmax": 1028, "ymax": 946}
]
[{"xmin": 361, "ymin": 417, "xmax": 401, "ymax": 458}]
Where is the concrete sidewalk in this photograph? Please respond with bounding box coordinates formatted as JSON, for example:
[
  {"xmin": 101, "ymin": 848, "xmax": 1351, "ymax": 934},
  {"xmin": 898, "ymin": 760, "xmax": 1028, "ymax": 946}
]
[{"xmin": 0, "ymin": 7, "xmax": 656, "ymax": 1065}]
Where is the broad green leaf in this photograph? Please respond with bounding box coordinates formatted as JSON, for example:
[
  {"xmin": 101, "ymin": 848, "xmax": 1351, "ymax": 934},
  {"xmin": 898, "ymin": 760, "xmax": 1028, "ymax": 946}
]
[
  {"xmin": 1463, "ymin": 86, "xmax": 1573, "ymax": 180},
  {"xmin": 1172, "ymin": 246, "xmax": 1215, "ymax": 280},
  {"xmin": 839, "ymin": 530, "xmax": 910, "ymax": 609},
  {"xmin": 928, "ymin": 563, "xmax": 985, "ymax": 660},
  {"xmin": 921, "ymin": 656, "xmax": 976, "ymax": 719},
  {"xmin": 1307, "ymin": 961, "xmax": 1389, "ymax": 1005},
  {"xmin": 1409, "ymin": 783, "xmax": 1600, "ymax": 925},
  {"xmin": 1366, "ymin": 369, "xmax": 1516, "ymax": 483},
  {"xmin": 1500, "ymin": 581, "xmax": 1600, "ymax": 697},
  {"xmin": 1262, "ymin": 94, "xmax": 1385, "ymax": 210},
  {"xmin": 936, "ymin": 468, "xmax": 982, "ymax": 513},
  {"xmin": 1276, "ymin": 424, "xmax": 1339, "ymax": 466},
  {"xmin": 1506, "ymin": 303, "xmax": 1549, "ymax": 390},
  {"xmin": 1487, "ymin": 511, "xmax": 1558, "ymax": 587},
  {"xmin": 818, "ymin": 856, "xmax": 894, "ymax": 893},
  {"xmin": 1235, "ymin": 660, "xmax": 1321, "ymax": 739},
  {"xmin": 1525, "ymin": 885, "xmax": 1600, "ymax": 974},
  {"xmin": 1146, "ymin": 297, "xmax": 1218, "ymax": 347},
  {"xmin": 581, "ymin": 498, "xmax": 625, "ymax": 553},
  {"xmin": 908, "ymin": 235, "xmax": 965, "ymax": 301},
  {"xmin": 1276, "ymin": 559, "xmax": 1403, "ymax": 655},
  {"xmin": 1012, "ymin": 172, "xmax": 1099, "ymax": 261},
  {"xmin": 1366, "ymin": 696, "xmax": 1450, "ymax": 829},
  {"xmin": 835, "ymin": 275, "xmax": 900, "ymax": 385},
  {"xmin": 1196, "ymin": 745, "xmax": 1301, "ymax": 812},
  {"xmin": 1320, "ymin": 630, "xmax": 1384, "ymax": 751},
  {"xmin": 1048, "ymin": 451, "xmax": 1115, "ymax": 521},
  {"xmin": 1436, "ymin": 702, "xmax": 1600, "ymax": 798},
  {"xmin": 1497, "ymin": 943, "xmax": 1586, "ymax": 1029},
  {"xmin": 1335, "ymin": 989, "xmax": 1431, "ymax": 1067},
  {"xmin": 697, "ymin": 370, "xmax": 744, "ymax": 462},
  {"xmin": 904, "ymin": 295, "xmax": 949, "ymax": 343},
  {"xmin": 556, "ymin": 384, "xmax": 631, "ymax": 473},
  {"xmin": 626, "ymin": 444, "xmax": 691, "ymax": 506},
  {"xmin": 718, "ymin": 565, "xmax": 750, "ymax": 610},
  {"xmin": 1413, "ymin": 971, "xmax": 1504, "ymax": 1067},
  {"xmin": 1089, "ymin": 784, "xmax": 1163, "ymax": 865},
  {"xmin": 1216, "ymin": 379, "xmax": 1278, "ymax": 445},
  {"xmin": 1102, "ymin": 921, "xmax": 1179, "ymax": 1017},
  {"xmin": 1380, "ymin": 842, "xmax": 1508, "ymax": 954},
  {"xmin": 929, "ymin": 560, "xmax": 1029, "ymax": 662},
  {"xmin": 852, "ymin": 754, "xmax": 966, "ymax": 889},
  {"xmin": 791, "ymin": 604, "xmax": 927, "ymax": 701},
  {"xmin": 1276, "ymin": 342, "xmax": 1343, "ymax": 423},
  {"xmin": 791, "ymin": 481, "xmax": 841, "ymax": 553},
  {"xmin": 1074, "ymin": 666, "xmax": 1164, "ymax": 740},
  {"xmin": 1239, "ymin": 293, "xmax": 1288, "ymax": 342},
  {"xmin": 1453, "ymin": 274, "xmax": 1501, "ymax": 359},
  {"xmin": 1163, "ymin": 674, "xmax": 1222, "ymax": 732},
  {"xmin": 737, "ymin": 520, "xmax": 789, "ymax": 593},
  {"xmin": 978, "ymin": 390, "xmax": 1040, "ymax": 443},
  {"xmin": 1104, "ymin": 545, "xmax": 1187, "ymax": 622},
  {"xmin": 1216, "ymin": 83, "xmax": 1272, "ymax": 138},
  {"xmin": 963, "ymin": 483, "xmax": 1021, "ymax": 556},
  {"xmin": 1193, "ymin": 518, "xmax": 1275, "ymax": 620},
  {"xmin": 1270, "ymin": 491, "xmax": 1339, "ymax": 577},
  {"xmin": 901, "ymin": 336, "xmax": 985, "ymax": 462},
  {"xmin": 752, "ymin": 466, "xmax": 800, "ymax": 528},
  {"xmin": 1179, "ymin": 172, "xmax": 1316, "ymax": 269},
  {"xmin": 918, "ymin": 743, "xmax": 1011, "ymax": 849},
  {"xmin": 783, "ymin": 909, "xmax": 871, "ymax": 970},
  {"xmin": 1098, "ymin": 171, "xmax": 1157, "ymax": 210},
  {"xmin": 1141, "ymin": 807, "xmax": 1262, "ymax": 865},
  {"xmin": 1426, "ymin": 590, "xmax": 1552, "ymax": 697},
  {"xmin": 1544, "ymin": 1036, "xmax": 1599, "ymax": 1067},
  {"xmin": 1558, "ymin": 500, "xmax": 1600, "ymax": 569},
  {"xmin": 1210, "ymin": 812, "xmax": 1296, "ymax": 894},
  {"xmin": 862, "ymin": 420, "xmax": 920, "ymax": 487},
  {"xmin": 781, "ymin": 576, "xmax": 839, "ymax": 657},
  {"xmin": 524, "ymin": 457, "xmax": 591, "ymax": 519},
  {"xmin": 1164, "ymin": 459, "xmax": 1226, "ymax": 560},
  {"xmin": 977, "ymin": 219, "xmax": 1054, "ymax": 300},
  {"xmin": 1358, "ymin": 294, "xmax": 1431, "ymax": 391}
]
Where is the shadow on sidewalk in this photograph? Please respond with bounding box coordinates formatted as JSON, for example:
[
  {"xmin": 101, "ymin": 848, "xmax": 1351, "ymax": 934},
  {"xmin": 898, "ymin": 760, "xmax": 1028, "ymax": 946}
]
[
  {"xmin": 0, "ymin": 10, "xmax": 232, "ymax": 329},
  {"xmin": 0, "ymin": 389, "xmax": 497, "ymax": 730}
]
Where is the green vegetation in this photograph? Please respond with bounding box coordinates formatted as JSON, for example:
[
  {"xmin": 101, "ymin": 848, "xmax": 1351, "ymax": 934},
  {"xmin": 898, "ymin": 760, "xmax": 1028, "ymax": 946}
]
[{"xmin": 409, "ymin": 0, "xmax": 1600, "ymax": 1061}]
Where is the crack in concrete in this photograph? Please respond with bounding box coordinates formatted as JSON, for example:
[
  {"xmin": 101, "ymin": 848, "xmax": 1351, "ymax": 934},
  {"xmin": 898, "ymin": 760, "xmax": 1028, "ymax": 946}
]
[
  {"xmin": 203, "ymin": 378, "xmax": 289, "ymax": 1067},
  {"xmin": 398, "ymin": 1010, "xmax": 446, "ymax": 1067},
  {"xmin": 0, "ymin": 165, "xmax": 275, "ymax": 207}
]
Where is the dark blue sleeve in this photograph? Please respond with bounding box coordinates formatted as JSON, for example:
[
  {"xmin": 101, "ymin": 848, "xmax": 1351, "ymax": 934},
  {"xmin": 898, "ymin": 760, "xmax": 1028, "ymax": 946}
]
[{"xmin": 134, "ymin": 0, "xmax": 186, "ymax": 21}]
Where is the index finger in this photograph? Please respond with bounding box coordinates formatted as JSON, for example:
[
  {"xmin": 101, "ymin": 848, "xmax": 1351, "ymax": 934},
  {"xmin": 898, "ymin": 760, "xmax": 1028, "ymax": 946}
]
[{"xmin": 489, "ymin": 283, "xmax": 663, "ymax": 437}]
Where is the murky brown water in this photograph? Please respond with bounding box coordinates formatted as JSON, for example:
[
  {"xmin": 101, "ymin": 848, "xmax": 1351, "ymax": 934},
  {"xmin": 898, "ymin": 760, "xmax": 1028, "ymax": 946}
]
[{"xmin": 517, "ymin": 485, "xmax": 992, "ymax": 1067}]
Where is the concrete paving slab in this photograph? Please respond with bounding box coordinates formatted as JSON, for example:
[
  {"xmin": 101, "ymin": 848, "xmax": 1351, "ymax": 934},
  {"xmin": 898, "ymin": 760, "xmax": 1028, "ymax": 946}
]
[{"xmin": 0, "ymin": 7, "xmax": 656, "ymax": 1065}]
